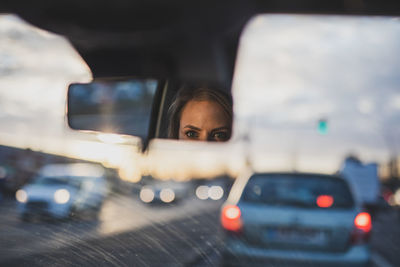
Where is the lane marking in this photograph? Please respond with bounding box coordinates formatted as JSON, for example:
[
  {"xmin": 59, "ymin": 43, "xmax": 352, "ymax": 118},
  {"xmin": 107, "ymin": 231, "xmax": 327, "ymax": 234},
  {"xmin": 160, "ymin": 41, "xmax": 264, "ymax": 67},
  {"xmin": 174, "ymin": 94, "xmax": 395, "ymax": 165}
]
[{"xmin": 371, "ymin": 252, "xmax": 393, "ymax": 267}]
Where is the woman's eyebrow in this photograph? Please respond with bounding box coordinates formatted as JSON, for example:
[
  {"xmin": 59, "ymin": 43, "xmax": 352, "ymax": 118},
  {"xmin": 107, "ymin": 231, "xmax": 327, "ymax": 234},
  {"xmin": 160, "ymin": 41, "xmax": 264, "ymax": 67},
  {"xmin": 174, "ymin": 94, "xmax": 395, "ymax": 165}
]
[
  {"xmin": 211, "ymin": 126, "xmax": 229, "ymax": 132},
  {"xmin": 183, "ymin": 125, "xmax": 202, "ymax": 131}
]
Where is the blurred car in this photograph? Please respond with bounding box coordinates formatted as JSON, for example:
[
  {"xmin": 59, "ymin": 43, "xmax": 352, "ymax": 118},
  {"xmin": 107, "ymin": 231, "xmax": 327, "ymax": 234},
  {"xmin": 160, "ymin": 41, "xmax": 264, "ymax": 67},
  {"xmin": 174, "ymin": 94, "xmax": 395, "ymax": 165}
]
[
  {"xmin": 221, "ymin": 172, "xmax": 371, "ymax": 266},
  {"xmin": 139, "ymin": 181, "xmax": 189, "ymax": 204},
  {"xmin": 16, "ymin": 163, "xmax": 109, "ymax": 221}
]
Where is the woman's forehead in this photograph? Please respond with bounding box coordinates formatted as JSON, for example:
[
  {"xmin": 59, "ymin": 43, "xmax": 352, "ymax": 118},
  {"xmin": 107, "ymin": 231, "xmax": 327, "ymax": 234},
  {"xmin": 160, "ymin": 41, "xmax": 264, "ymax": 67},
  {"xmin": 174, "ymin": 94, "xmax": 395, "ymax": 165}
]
[{"xmin": 180, "ymin": 100, "xmax": 230, "ymax": 127}]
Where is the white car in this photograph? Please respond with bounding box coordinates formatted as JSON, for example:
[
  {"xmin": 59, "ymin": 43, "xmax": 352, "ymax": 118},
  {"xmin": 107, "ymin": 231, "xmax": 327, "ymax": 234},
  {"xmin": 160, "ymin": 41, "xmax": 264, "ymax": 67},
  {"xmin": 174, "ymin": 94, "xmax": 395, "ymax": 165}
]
[{"xmin": 16, "ymin": 163, "xmax": 109, "ymax": 221}]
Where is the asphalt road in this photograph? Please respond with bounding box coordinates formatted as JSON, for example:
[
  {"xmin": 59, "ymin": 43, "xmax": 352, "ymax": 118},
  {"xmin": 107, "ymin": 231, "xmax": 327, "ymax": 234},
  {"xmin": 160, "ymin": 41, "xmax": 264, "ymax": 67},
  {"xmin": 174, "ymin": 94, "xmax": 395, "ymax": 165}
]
[
  {"xmin": 0, "ymin": 192, "xmax": 224, "ymax": 266},
  {"xmin": 0, "ymin": 193, "xmax": 399, "ymax": 267}
]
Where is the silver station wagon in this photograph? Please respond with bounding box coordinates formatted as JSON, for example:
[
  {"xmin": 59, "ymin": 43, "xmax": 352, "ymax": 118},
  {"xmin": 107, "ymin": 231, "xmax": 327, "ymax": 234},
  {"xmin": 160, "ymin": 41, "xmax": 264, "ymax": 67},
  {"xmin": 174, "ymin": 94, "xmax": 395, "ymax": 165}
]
[{"xmin": 221, "ymin": 172, "xmax": 371, "ymax": 266}]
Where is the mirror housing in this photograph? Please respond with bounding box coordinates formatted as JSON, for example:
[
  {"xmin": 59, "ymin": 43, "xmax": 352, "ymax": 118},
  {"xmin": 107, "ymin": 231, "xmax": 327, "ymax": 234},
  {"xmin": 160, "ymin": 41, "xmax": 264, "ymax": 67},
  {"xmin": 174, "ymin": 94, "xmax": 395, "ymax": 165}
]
[{"xmin": 67, "ymin": 78, "xmax": 164, "ymax": 148}]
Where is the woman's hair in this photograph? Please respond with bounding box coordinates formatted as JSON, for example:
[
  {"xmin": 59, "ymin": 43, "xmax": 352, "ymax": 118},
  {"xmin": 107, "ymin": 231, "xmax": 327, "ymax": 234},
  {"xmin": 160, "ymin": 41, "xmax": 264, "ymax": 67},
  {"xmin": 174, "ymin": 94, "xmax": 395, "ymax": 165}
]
[{"xmin": 167, "ymin": 87, "xmax": 233, "ymax": 139}]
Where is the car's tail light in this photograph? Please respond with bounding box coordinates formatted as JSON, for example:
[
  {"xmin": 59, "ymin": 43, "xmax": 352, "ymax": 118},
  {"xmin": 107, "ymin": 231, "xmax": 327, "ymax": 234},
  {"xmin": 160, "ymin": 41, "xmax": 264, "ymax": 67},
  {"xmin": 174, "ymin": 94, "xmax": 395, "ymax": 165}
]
[
  {"xmin": 316, "ymin": 195, "xmax": 334, "ymax": 208},
  {"xmin": 354, "ymin": 212, "xmax": 372, "ymax": 232},
  {"xmin": 221, "ymin": 205, "xmax": 242, "ymax": 233},
  {"xmin": 351, "ymin": 212, "xmax": 372, "ymax": 244}
]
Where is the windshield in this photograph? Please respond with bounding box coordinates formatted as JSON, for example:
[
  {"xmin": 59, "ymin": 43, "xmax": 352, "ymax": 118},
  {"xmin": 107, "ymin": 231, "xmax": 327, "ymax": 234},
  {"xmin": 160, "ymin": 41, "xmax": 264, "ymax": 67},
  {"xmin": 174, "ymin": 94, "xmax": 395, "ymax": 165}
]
[
  {"xmin": 241, "ymin": 174, "xmax": 354, "ymax": 209},
  {"xmin": 0, "ymin": 13, "xmax": 399, "ymax": 267},
  {"xmin": 32, "ymin": 177, "xmax": 81, "ymax": 188}
]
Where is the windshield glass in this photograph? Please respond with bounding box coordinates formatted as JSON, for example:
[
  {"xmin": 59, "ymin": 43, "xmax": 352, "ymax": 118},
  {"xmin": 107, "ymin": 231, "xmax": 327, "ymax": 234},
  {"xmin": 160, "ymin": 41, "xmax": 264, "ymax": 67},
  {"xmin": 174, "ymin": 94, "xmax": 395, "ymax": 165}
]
[
  {"xmin": 0, "ymin": 13, "xmax": 399, "ymax": 267},
  {"xmin": 241, "ymin": 174, "xmax": 354, "ymax": 208}
]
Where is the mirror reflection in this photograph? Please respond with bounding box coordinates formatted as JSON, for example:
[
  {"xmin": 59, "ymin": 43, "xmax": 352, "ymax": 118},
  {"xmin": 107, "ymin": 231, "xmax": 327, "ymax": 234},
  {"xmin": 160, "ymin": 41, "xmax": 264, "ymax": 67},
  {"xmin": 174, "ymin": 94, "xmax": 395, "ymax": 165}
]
[
  {"xmin": 68, "ymin": 79, "xmax": 158, "ymax": 139},
  {"xmin": 167, "ymin": 87, "xmax": 232, "ymax": 142}
]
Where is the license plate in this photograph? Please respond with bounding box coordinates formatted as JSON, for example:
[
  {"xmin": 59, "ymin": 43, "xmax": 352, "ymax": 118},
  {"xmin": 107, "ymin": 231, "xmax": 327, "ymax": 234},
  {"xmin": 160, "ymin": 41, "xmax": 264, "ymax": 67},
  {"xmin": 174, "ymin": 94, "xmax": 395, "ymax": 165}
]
[{"xmin": 266, "ymin": 228, "xmax": 327, "ymax": 245}]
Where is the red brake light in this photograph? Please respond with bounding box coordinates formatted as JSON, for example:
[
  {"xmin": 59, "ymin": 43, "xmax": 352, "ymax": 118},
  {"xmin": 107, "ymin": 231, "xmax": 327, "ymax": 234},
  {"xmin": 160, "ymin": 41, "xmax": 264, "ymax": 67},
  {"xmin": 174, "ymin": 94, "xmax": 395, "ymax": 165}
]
[
  {"xmin": 221, "ymin": 205, "xmax": 242, "ymax": 232},
  {"xmin": 351, "ymin": 212, "xmax": 372, "ymax": 244},
  {"xmin": 354, "ymin": 212, "xmax": 372, "ymax": 232},
  {"xmin": 316, "ymin": 195, "xmax": 334, "ymax": 208}
]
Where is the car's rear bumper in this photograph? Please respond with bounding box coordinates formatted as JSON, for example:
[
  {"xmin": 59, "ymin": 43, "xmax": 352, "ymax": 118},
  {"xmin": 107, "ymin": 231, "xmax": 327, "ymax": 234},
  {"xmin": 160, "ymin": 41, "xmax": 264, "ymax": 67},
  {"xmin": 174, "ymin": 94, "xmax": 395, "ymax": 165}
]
[{"xmin": 222, "ymin": 239, "xmax": 370, "ymax": 267}]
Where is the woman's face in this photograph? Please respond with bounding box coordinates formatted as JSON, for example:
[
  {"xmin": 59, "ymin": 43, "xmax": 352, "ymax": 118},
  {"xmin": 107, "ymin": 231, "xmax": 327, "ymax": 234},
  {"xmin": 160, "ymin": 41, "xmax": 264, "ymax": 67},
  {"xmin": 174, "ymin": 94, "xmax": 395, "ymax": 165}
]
[{"xmin": 179, "ymin": 100, "xmax": 231, "ymax": 142}]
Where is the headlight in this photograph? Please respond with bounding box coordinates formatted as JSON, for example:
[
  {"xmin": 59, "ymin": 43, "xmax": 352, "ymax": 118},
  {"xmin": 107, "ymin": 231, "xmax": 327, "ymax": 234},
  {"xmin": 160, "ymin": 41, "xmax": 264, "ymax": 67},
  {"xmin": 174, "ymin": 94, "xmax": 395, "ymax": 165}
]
[
  {"xmin": 54, "ymin": 189, "xmax": 70, "ymax": 204},
  {"xmin": 160, "ymin": 188, "xmax": 175, "ymax": 203},
  {"xmin": 140, "ymin": 187, "xmax": 155, "ymax": 203},
  {"xmin": 16, "ymin": 189, "xmax": 28, "ymax": 203},
  {"xmin": 196, "ymin": 186, "xmax": 209, "ymax": 200},
  {"xmin": 209, "ymin": 186, "xmax": 224, "ymax": 200}
]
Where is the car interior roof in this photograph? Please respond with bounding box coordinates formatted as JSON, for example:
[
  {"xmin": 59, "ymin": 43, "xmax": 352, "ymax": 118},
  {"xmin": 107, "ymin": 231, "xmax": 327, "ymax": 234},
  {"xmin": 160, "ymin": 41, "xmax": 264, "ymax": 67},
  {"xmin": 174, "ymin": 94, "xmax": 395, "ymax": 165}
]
[{"xmin": 3, "ymin": 0, "xmax": 400, "ymax": 86}]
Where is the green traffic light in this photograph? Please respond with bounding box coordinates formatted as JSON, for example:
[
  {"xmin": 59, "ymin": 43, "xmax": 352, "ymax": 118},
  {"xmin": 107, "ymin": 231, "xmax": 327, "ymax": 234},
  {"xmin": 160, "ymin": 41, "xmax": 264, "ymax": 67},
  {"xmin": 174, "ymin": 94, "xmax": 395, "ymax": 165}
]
[{"xmin": 318, "ymin": 119, "xmax": 328, "ymax": 135}]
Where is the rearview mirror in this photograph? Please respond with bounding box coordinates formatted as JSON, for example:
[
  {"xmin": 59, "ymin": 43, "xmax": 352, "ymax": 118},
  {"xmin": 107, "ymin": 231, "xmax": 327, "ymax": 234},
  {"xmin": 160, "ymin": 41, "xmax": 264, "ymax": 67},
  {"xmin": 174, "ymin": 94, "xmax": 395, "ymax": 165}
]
[{"xmin": 67, "ymin": 78, "xmax": 161, "ymax": 142}]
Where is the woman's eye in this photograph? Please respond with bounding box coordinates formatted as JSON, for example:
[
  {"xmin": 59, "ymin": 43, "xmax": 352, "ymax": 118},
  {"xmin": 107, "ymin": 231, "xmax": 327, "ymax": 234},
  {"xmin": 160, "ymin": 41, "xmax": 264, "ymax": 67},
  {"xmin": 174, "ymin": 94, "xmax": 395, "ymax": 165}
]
[
  {"xmin": 212, "ymin": 132, "xmax": 229, "ymax": 141},
  {"xmin": 185, "ymin": 131, "xmax": 198, "ymax": 138}
]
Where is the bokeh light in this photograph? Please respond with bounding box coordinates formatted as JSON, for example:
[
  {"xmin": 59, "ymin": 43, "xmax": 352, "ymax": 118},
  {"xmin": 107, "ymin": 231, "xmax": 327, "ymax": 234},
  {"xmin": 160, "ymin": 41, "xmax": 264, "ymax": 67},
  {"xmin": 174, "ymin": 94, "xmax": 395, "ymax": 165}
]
[
  {"xmin": 15, "ymin": 189, "xmax": 28, "ymax": 203},
  {"xmin": 160, "ymin": 188, "xmax": 175, "ymax": 203},
  {"xmin": 196, "ymin": 186, "xmax": 209, "ymax": 200},
  {"xmin": 54, "ymin": 189, "xmax": 70, "ymax": 204},
  {"xmin": 209, "ymin": 186, "xmax": 224, "ymax": 200},
  {"xmin": 140, "ymin": 187, "xmax": 155, "ymax": 203}
]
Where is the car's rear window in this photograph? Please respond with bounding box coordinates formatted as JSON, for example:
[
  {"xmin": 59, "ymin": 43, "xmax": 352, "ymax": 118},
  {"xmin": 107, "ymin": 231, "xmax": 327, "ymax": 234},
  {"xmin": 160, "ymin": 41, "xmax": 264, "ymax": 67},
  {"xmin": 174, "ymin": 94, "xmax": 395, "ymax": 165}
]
[
  {"xmin": 241, "ymin": 174, "xmax": 354, "ymax": 209},
  {"xmin": 33, "ymin": 177, "xmax": 81, "ymax": 188}
]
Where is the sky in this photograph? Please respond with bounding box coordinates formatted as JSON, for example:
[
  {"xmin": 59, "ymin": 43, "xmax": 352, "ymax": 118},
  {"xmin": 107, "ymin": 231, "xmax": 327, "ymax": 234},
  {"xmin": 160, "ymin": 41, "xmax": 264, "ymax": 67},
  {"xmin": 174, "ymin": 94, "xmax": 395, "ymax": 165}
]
[
  {"xmin": 0, "ymin": 14, "xmax": 138, "ymax": 180},
  {"xmin": 0, "ymin": 14, "xmax": 89, "ymax": 147},
  {"xmin": 232, "ymin": 15, "xmax": 400, "ymax": 174}
]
